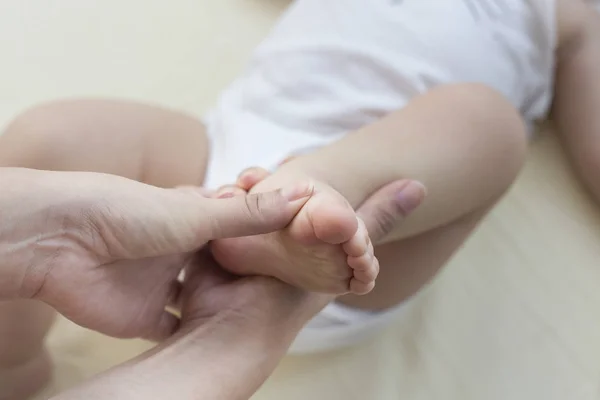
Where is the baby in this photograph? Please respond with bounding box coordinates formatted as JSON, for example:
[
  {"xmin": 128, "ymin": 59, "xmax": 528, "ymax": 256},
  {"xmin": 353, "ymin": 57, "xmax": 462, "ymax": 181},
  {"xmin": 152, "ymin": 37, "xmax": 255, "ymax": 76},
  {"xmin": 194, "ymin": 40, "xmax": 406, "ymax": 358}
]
[{"xmin": 2, "ymin": 0, "xmax": 600, "ymax": 397}]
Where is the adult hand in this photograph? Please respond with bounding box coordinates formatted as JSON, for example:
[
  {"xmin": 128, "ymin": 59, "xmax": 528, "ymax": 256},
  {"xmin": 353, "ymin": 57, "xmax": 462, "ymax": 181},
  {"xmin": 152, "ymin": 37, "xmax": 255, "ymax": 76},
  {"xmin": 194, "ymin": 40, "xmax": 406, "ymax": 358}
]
[
  {"xmin": 0, "ymin": 167, "xmax": 312, "ymax": 341},
  {"xmin": 50, "ymin": 178, "xmax": 426, "ymax": 400},
  {"xmin": 195, "ymin": 174, "xmax": 426, "ymax": 326},
  {"xmin": 175, "ymin": 178, "xmax": 426, "ymax": 395},
  {"xmin": 354, "ymin": 179, "xmax": 425, "ymax": 243},
  {"xmin": 184, "ymin": 176, "xmax": 425, "ymax": 325},
  {"xmin": 52, "ymin": 254, "xmax": 328, "ymax": 400}
]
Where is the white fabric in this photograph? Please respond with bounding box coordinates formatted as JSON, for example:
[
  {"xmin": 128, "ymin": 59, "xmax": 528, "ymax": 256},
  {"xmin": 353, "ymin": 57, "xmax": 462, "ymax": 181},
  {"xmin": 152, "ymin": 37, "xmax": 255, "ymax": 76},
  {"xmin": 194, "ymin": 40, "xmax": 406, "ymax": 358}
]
[
  {"xmin": 203, "ymin": 0, "xmax": 556, "ymax": 189},
  {"xmin": 289, "ymin": 301, "xmax": 408, "ymax": 354}
]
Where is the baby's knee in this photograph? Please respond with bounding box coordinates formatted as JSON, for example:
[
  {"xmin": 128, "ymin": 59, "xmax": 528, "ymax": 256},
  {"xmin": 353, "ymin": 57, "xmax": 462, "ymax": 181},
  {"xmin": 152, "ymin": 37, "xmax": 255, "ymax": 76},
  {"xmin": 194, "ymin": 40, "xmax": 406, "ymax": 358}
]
[
  {"xmin": 1, "ymin": 101, "xmax": 83, "ymax": 167},
  {"xmin": 434, "ymin": 83, "xmax": 528, "ymax": 179},
  {"xmin": 4, "ymin": 101, "xmax": 70, "ymax": 142}
]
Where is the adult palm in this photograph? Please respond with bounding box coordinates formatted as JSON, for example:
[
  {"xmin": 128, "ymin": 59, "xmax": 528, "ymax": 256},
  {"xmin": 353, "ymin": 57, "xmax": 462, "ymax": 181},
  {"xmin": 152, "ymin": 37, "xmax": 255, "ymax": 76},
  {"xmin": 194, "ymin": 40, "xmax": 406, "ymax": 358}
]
[{"xmin": 7, "ymin": 169, "xmax": 309, "ymax": 341}]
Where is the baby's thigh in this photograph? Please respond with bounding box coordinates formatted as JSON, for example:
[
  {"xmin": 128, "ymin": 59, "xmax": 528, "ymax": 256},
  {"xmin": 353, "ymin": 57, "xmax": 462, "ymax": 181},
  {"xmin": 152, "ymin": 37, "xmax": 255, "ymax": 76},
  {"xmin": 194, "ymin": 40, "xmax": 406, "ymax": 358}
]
[{"xmin": 0, "ymin": 99, "xmax": 210, "ymax": 188}]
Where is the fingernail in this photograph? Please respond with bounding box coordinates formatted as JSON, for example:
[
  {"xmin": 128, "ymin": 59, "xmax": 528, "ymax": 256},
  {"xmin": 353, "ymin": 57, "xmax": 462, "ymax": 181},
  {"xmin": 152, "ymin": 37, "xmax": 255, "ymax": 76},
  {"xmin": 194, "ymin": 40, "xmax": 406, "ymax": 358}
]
[
  {"xmin": 395, "ymin": 181, "xmax": 427, "ymax": 214},
  {"xmin": 218, "ymin": 192, "xmax": 235, "ymax": 199},
  {"xmin": 281, "ymin": 180, "xmax": 314, "ymax": 201}
]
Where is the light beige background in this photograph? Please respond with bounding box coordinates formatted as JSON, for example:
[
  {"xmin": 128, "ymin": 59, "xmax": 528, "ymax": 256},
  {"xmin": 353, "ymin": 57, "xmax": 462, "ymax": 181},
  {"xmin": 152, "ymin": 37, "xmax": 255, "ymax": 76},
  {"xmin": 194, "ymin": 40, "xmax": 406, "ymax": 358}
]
[{"xmin": 0, "ymin": 1, "xmax": 599, "ymax": 399}]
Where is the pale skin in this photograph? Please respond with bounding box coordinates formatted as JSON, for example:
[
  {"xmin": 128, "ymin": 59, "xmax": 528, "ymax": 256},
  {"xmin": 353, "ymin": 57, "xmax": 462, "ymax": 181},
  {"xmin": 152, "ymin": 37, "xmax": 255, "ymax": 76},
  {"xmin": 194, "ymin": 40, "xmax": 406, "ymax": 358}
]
[
  {"xmin": 0, "ymin": 168, "xmax": 420, "ymax": 400},
  {"xmin": 2, "ymin": 0, "xmax": 600, "ymax": 398},
  {"xmin": 46, "ymin": 181, "xmax": 417, "ymax": 400},
  {"xmin": 0, "ymin": 167, "xmax": 316, "ymax": 399},
  {"xmin": 51, "ymin": 264, "xmax": 333, "ymax": 400}
]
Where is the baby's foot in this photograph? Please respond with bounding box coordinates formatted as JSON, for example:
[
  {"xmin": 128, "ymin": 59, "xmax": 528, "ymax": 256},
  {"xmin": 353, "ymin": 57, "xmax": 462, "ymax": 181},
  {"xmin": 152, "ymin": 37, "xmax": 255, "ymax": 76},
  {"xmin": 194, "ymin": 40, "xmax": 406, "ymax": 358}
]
[
  {"xmin": 211, "ymin": 177, "xmax": 378, "ymax": 295},
  {"xmin": 0, "ymin": 349, "xmax": 52, "ymax": 400}
]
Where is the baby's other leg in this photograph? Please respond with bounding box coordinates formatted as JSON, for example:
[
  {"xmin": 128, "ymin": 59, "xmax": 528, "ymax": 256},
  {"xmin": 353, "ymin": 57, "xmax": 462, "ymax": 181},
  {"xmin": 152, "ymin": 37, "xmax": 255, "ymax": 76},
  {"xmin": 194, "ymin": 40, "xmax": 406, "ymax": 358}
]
[
  {"xmin": 0, "ymin": 99, "xmax": 210, "ymax": 399},
  {"xmin": 0, "ymin": 99, "xmax": 209, "ymax": 186}
]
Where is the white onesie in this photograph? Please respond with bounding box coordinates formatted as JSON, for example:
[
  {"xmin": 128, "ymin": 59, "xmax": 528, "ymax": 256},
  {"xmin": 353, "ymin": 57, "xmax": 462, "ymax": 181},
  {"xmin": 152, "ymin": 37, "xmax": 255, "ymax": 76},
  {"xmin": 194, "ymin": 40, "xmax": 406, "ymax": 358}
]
[{"xmin": 203, "ymin": 0, "xmax": 557, "ymax": 353}]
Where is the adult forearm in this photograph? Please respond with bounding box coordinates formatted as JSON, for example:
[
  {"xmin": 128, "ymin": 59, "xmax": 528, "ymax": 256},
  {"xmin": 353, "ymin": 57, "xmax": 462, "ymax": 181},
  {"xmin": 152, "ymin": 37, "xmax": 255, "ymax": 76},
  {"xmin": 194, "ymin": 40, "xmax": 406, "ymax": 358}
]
[
  {"xmin": 53, "ymin": 317, "xmax": 284, "ymax": 400},
  {"xmin": 54, "ymin": 283, "xmax": 333, "ymax": 400}
]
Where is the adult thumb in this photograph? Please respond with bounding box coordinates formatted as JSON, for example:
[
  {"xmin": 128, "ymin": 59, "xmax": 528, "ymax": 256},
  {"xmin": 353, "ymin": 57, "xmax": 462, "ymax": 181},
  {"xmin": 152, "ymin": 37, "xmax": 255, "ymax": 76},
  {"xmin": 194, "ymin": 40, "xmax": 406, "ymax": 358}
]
[
  {"xmin": 84, "ymin": 178, "xmax": 314, "ymax": 260},
  {"xmin": 198, "ymin": 182, "xmax": 314, "ymax": 239},
  {"xmin": 170, "ymin": 180, "xmax": 315, "ymax": 247},
  {"xmin": 356, "ymin": 180, "xmax": 426, "ymax": 244}
]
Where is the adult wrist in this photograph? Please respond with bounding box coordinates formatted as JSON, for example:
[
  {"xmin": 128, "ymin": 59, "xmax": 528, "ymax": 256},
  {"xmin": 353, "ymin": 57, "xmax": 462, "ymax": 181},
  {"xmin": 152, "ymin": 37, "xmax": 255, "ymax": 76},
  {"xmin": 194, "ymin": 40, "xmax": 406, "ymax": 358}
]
[
  {"xmin": 138, "ymin": 287, "xmax": 331, "ymax": 400},
  {"xmin": 220, "ymin": 276, "xmax": 334, "ymax": 339},
  {"xmin": 60, "ymin": 297, "xmax": 319, "ymax": 400},
  {"xmin": 50, "ymin": 279, "xmax": 334, "ymax": 400}
]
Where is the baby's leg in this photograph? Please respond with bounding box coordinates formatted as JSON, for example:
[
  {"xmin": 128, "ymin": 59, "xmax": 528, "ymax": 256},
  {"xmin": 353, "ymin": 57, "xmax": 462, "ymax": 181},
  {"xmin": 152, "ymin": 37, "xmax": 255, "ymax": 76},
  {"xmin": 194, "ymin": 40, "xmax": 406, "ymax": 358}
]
[
  {"xmin": 0, "ymin": 99, "xmax": 210, "ymax": 399},
  {"xmin": 552, "ymin": 0, "xmax": 600, "ymax": 205},
  {"xmin": 255, "ymin": 84, "xmax": 527, "ymax": 242},
  {"xmin": 214, "ymin": 84, "xmax": 527, "ymax": 309}
]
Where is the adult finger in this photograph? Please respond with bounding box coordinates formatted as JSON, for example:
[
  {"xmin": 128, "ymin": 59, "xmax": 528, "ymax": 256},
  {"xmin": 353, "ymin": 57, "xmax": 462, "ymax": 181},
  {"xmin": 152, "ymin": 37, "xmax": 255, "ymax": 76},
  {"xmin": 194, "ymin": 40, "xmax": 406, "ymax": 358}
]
[
  {"xmin": 196, "ymin": 180, "xmax": 314, "ymax": 240},
  {"xmin": 356, "ymin": 180, "xmax": 426, "ymax": 244},
  {"xmin": 215, "ymin": 184, "xmax": 247, "ymax": 198}
]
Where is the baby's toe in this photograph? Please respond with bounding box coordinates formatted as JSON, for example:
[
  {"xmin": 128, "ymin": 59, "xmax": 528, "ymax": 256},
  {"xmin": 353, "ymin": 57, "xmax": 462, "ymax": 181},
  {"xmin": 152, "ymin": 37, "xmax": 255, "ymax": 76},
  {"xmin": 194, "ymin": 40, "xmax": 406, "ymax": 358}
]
[
  {"xmin": 350, "ymin": 278, "xmax": 376, "ymax": 296},
  {"xmin": 308, "ymin": 194, "xmax": 358, "ymax": 244},
  {"xmin": 348, "ymin": 252, "xmax": 379, "ymax": 283},
  {"xmin": 342, "ymin": 218, "xmax": 370, "ymax": 257}
]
